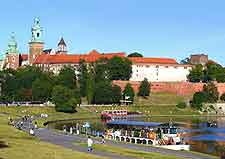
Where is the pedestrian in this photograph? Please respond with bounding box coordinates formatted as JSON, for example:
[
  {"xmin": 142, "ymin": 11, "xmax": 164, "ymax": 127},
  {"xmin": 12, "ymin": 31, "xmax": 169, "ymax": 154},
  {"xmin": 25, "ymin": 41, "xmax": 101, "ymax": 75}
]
[
  {"xmin": 87, "ymin": 136, "xmax": 93, "ymax": 152},
  {"xmin": 34, "ymin": 122, "xmax": 38, "ymax": 129},
  {"xmin": 101, "ymin": 135, "xmax": 105, "ymax": 144},
  {"xmin": 63, "ymin": 125, "xmax": 67, "ymax": 133},
  {"xmin": 70, "ymin": 127, "xmax": 73, "ymax": 134},
  {"xmin": 29, "ymin": 128, "xmax": 34, "ymax": 136}
]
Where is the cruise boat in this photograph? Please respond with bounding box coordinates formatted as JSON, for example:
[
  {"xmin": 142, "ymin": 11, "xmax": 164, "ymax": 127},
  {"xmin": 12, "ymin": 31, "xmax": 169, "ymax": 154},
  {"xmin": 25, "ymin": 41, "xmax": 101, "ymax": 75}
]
[
  {"xmin": 105, "ymin": 120, "xmax": 190, "ymax": 151},
  {"xmin": 101, "ymin": 110, "xmax": 142, "ymax": 120}
]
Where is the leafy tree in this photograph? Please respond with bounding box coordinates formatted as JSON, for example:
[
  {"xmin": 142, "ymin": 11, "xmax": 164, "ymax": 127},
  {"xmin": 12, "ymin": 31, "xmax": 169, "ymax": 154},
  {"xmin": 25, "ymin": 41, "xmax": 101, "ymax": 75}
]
[
  {"xmin": 78, "ymin": 60, "xmax": 88, "ymax": 97},
  {"xmin": 57, "ymin": 66, "xmax": 77, "ymax": 89},
  {"xmin": 86, "ymin": 72, "xmax": 94, "ymax": 104},
  {"xmin": 191, "ymin": 91, "xmax": 207, "ymax": 110},
  {"xmin": 203, "ymin": 82, "xmax": 219, "ymax": 103},
  {"xmin": 94, "ymin": 58, "xmax": 110, "ymax": 82},
  {"xmin": 123, "ymin": 83, "xmax": 135, "ymax": 102},
  {"xmin": 107, "ymin": 56, "xmax": 132, "ymax": 80},
  {"xmin": 220, "ymin": 93, "xmax": 225, "ymax": 102},
  {"xmin": 112, "ymin": 85, "xmax": 122, "ymax": 104},
  {"xmin": 32, "ymin": 78, "xmax": 52, "ymax": 101},
  {"xmin": 176, "ymin": 101, "xmax": 187, "ymax": 109},
  {"xmin": 128, "ymin": 52, "xmax": 143, "ymax": 57},
  {"xmin": 180, "ymin": 57, "xmax": 190, "ymax": 64},
  {"xmin": 93, "ymin": 81, "xmax": 112, "ymax": 104},
  {"xmin": 138, "ymin": 78, "xmax": 150, "ymax": 97},
  {"xmin": 52, "ymin": 85, "xmax": 78, "ymax": 113},
  {"xmin": 204, "ymin": 63, "xmax": 225, "ymax": 82},
  {"xmin": 187, "ymin": 64, "xmax": 204, "ymax": 82}
]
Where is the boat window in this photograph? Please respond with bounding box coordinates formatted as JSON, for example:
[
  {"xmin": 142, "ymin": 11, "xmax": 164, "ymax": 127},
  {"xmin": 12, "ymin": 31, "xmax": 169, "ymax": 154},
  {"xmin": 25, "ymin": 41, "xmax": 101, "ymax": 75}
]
[
  {"xmin": 163, "ymin": 128, "xmax": 168, "ymax": 134},
  {"xmin": 169, "ymin": 128, "xmax": 177, "ymax": 134}
]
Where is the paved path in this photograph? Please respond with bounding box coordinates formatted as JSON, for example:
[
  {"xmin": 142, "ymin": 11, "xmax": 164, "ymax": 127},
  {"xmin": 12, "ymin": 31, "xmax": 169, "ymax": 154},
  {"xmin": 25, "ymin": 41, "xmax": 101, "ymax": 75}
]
[{"xmin": 12, "ymin": 115, "xmax": 217, "ymax": 159}]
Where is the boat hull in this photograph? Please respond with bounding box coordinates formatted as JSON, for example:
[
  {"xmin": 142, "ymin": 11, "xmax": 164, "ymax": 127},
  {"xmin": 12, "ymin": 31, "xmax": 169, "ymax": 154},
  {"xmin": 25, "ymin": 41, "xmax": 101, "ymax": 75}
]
[{"xmin": 155, "ymin": 144, "xmax": 190, "ymax": 151}]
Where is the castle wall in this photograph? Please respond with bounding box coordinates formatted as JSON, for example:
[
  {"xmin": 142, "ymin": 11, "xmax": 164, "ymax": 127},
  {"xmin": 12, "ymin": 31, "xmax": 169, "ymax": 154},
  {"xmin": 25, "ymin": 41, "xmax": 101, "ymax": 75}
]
[{"xmin": 113, "ymin": 80, "xmax": 225, "ymax": 96}]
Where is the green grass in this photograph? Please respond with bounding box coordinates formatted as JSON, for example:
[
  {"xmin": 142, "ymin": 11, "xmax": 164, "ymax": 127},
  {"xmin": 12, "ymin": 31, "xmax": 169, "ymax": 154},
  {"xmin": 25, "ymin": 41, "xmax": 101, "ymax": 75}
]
[
  {"xmin": 0, "ymin": 114, "xmax": 104, "ymax": 159},
  {"xmin": 78, "ymin": 142, "xmax": 185, "ymax": 159}
]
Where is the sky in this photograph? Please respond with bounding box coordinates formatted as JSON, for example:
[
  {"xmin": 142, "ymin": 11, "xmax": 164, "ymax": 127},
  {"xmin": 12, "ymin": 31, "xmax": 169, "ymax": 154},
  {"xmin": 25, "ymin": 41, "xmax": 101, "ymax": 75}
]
[{"xmin": 1, "ymin": 0, "xmax": 225, "ymax": 65}]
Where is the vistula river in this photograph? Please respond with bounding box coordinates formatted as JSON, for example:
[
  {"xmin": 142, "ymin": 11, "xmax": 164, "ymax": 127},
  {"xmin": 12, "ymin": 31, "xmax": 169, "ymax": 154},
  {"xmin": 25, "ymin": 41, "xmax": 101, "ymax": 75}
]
[{"xmin": 48, "ymin": 116, "xmax": 225, "ymax": 157}]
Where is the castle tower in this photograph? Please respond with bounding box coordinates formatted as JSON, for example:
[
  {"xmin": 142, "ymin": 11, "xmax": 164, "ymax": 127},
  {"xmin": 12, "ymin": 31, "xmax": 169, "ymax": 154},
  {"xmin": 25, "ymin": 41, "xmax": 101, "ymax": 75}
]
[
  {"xmin": 5, "ymin": 32, "xmax": 20, "ymax": 69},
  {"xmin": 29, "ymin": 17, "xmax": 44, "ymax": 64},
  {"xmin": 57, "ymin": 37, "xmax": 67, "ymax": 54}
]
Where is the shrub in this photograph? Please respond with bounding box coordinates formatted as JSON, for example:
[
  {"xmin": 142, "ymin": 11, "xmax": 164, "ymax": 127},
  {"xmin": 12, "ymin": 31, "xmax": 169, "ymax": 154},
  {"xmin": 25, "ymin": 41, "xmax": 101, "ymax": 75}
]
[{"xmin": 176, "ymin": 102, "xmax": 187, "ymax": 109}]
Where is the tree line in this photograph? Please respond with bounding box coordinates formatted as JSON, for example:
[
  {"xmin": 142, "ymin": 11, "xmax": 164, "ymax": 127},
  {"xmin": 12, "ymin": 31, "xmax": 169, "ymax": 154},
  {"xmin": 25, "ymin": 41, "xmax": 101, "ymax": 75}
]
[{"xmin": 0, "ymin": 56, "xmax": 151, "ymax": 113}]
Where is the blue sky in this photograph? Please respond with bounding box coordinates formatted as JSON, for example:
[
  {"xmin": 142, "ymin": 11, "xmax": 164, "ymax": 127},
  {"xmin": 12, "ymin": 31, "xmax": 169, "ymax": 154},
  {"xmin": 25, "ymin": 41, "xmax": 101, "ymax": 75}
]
[{"xmin": 1, "ymin": 0, "xmax": 225, "ymax": 65}]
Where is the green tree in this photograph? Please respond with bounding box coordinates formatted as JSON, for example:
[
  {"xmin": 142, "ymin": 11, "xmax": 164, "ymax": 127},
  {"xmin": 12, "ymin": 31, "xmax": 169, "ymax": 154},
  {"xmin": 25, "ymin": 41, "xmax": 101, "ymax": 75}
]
[
  {"xmin": 32, "ymin": 78, "xmax": 52, "ymax": 101},
  {"xmin": 57, "ymin": 66, "xmax": 77, "ymax": 89},
  {"xmin": 86, "ymin": 72, "xmax": 94, "ymax": 104},
  {"xmin": 205, "ymin": 63, "xmax": 225, "ymax": 82},
  {"xmin": 107, "ymin": 56, "xmax": 132, "ymax": 80},
  {"xmin": 52, "ymin": 85, "xmax": 78, "ymax": 113},
  {"xmin": 78, "ymin": 60, "xmax": 88, "ymax": 97},
  {"xmin": 180, "ymin": 57, "xmax": 190, "ymax": 64},
  {"xmin": 191, "ymin": 91, "xmax": 207, "ymax": 110},
  {"xmin": 93, "ymin": 81, "xmax": 112, "ymax": 104},
  {"xmin": 112, "ymin": 85, "xmax": 122, "ymax": 104},
  {"xmin": 138, "ymin": 78, "xmax": 151, "ymax": 97},
  {"xmin": 128, "ymin": 52, "xmax": 143, "ymax": 57},
  {"xmin": 123, "ymin": 83, "xmax": 135, "ymax": 103},
  {"xmin": 187, "ymin": 64, "xmax": 204, "ymax": 82},
  {"xmin": 203, "ymin": 82, "xmax": 219, "ymax": 103}
]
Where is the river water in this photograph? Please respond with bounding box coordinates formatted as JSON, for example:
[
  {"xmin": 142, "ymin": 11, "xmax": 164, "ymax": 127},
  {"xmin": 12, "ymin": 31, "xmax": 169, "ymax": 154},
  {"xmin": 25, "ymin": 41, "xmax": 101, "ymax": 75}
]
[{"xmin": 48, "ymin": 116, "xmax": 225, "ymax": 157}]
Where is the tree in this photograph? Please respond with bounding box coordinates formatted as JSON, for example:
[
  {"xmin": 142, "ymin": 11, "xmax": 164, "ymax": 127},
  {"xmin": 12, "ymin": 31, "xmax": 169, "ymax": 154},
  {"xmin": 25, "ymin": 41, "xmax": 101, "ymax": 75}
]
[
  {"xmin": 112, "ymin": 85, "xmax": 122, "ymax": 104},
  {"xmin": 191, "ymin": 91, "xmax": 207, "ymax": 110},
  {"xmin": 57, "ymin": 66, "xmax": 77, "ymax": 89},
  {"xmin": 32, "ymin": 78, "xmax": 52, "ymax": 101},
  {"xmin": 187, "ymin": 64, "xmax": 204, "ymax": 82},
  {"xmin": 93, "ymin": 81, "xmax": 112, "ymax": 104},
  {"xmin": 205, "ymin": 63, "xmax": 225, "ymax": 82},
  {"xmin": 128, "ymin": 52, "xmax": 143, "ymax": 57},
  {"xmin": 180, "ymin": 57, "xmax": 190, "ymax": 64},
  {"xmin": 123, "ymin": 83, "xmax": 135, "ymax": 103},
  {"xmin": 52, "ymin": 85, "xmax": 79, "ymax": 113},
  {"xmin": 203, "ymin": 82, "xmax": 219, "ymax": 103},
  {"xmin": 78, "ymin": 60, "xmax": 88, "ymax": 97},
  {"xmin": 107, "ymin": 56, "xmax": 132, "ymax": 80},
  {"xmin": 138, "ymin": 78, "xmax": 150, "ymax": 97},
  {"xmin": 86, "ymin": 72, "xmax": 94, "ymax": 104},
  {"xmin": 220, "ymin": 93, "xmax": 225, "ymax": 102}
]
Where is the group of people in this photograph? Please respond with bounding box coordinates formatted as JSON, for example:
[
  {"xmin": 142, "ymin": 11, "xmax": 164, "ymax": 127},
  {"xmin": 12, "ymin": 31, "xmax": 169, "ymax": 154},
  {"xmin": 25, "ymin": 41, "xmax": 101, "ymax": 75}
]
[{"xmin": 8, "ymin": 115, "xmax": 38, "ymax": 136}]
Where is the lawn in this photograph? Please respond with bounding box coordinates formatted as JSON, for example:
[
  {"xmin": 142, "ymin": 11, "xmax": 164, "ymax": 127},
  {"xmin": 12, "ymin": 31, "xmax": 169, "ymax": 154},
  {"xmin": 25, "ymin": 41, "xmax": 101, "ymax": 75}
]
[
  {"xmin": 0, "ymin": 114, "xmax": 104, "ymax": 159},
  {"xmin": 77, "ymin": 142, "xmax": 185, "ymax": 159}
]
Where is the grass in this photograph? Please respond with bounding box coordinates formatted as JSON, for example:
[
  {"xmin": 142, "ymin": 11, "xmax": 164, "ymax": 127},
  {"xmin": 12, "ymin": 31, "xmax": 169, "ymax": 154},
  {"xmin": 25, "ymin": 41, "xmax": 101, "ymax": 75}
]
[
  {"xmin": 0, "ymin": 114, "xmax": 104, "ymax": 159},
  {"xmin": 0, "ymin": 106, "xmax": 98, "ymax": 127},
  {"xmin": 77, "ymin": 142, "xmax": 185, "ymax": 159}
]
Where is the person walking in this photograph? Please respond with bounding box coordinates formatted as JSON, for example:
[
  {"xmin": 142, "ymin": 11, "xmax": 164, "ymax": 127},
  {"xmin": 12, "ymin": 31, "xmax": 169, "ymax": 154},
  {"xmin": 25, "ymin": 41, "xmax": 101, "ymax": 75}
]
[{"xmin": 87, "ymin": 136, "xmax": 93, "ymax": 152}]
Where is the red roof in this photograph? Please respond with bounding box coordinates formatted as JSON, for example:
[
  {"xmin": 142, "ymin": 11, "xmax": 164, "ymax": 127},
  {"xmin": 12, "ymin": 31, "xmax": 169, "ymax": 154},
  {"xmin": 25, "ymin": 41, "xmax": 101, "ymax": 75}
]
[
  {"xmin": 128, "ymin": 57, "xmax": 177, "ymax": 64},
  {"xmin": 33, "ymin": 50, "xmax": 126, "ymax": 64},
  {"xmin": 21, "ymin": 54, "xmax": 28, "ymax": 61}
]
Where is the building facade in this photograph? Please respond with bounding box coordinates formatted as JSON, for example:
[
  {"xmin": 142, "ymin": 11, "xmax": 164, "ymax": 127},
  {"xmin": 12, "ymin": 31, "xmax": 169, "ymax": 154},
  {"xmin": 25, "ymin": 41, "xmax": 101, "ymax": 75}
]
[{"xmin": 3, "ymin": 17, "xmax": 193, "ymax": 82}]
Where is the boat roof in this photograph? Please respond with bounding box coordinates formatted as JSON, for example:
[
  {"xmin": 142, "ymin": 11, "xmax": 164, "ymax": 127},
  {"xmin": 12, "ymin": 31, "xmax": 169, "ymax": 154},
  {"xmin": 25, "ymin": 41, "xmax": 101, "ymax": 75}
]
[{"xmin": 107, "ymin": 120, "xmax": 161, "ymax": 127}]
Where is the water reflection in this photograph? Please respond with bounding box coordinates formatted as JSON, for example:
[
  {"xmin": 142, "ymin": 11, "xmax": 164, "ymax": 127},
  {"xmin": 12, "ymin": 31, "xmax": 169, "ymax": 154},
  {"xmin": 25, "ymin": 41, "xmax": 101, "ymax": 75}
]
[{"xmin": 48, "ymin": 116, "xmax": 225, "ymax": 156}]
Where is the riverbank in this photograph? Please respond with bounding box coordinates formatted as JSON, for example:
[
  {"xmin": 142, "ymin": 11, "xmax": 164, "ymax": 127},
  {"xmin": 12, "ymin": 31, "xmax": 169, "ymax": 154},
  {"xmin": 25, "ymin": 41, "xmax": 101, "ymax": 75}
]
[{"xmin": 0, "ymin": 106, "xmax": 219, "ymax": 159}]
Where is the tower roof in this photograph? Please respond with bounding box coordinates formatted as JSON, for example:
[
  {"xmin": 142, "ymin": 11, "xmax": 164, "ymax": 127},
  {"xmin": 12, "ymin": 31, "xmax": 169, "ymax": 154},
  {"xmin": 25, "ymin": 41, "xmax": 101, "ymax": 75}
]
[{"xmin": 58, "ymin": 37, "xmax": 66, "ymax": 46}]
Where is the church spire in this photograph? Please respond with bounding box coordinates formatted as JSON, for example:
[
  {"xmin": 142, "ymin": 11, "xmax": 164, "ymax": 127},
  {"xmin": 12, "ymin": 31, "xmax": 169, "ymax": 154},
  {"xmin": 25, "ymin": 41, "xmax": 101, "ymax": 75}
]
[
  {"xmin": 31, "ymin": 17, "xmax": 43, "ymax": 43},
  {"xmin": 57, "ymin": 37, "xmax": 67, "ymax": 54},
  {"xmin": 6, "ymin": 32, "xmax": 18, "ymax": 54}
]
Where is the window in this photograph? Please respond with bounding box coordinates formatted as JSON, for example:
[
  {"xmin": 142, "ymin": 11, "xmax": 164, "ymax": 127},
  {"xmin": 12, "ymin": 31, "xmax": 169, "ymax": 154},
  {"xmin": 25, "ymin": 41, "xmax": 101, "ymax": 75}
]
[
  {"xmin": 156, "ymin": 65, "xmax": 159, "ymax": 68},
  {"xmin": 37, "ymin": 33, "xmax": 40, "ymax": 37},
  {"xmin": 12, "ymin": 57, "xmax": 15, "ymax": 62},
  {"xmin": 174, "ymin": 66, "xmax": 178, "ymax": 69},
  {"xmin": 165, "ymin": 66, "xmax": 169, "ymax": 68},
  {"xmin": 184, "ymin": 67, "xmax": 187, "ymax": 69},
  {"xmin": 146, "ymin": 65, "xmax": 150, "ymax": 68}
]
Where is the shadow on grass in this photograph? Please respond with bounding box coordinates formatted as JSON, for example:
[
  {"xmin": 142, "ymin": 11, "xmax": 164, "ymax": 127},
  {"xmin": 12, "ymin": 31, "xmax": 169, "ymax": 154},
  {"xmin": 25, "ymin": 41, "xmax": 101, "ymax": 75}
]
[{"xmin": 0, "ymin": 141, "xmax": 9, "ymax": 149}]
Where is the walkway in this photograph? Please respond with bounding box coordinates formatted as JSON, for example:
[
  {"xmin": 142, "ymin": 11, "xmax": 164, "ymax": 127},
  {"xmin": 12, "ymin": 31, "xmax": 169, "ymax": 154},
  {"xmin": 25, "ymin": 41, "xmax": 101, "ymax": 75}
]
[{"xmin": 15, "ymin": 115, "xmax": 217, "ymax": 159}]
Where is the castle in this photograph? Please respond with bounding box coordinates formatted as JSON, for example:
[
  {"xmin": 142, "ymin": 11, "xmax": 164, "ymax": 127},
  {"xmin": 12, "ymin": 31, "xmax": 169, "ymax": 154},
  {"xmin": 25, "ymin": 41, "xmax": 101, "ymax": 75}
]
[{"xmin": 3, "ymin": 18, "xmax": 193, "ymax": 82}]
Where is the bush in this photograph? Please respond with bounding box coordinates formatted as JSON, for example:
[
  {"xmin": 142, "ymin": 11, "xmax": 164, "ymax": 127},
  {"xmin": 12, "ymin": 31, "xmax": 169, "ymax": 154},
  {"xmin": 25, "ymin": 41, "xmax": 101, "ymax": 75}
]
[
  {"xmin": 176, "ymin": 102, "xmax": 187, "ymax": 109},
  {"xmin": 191, "ymin": 91, "xmax": 207, "ymax": 110},
  {"xmin": 138, "ymin": 78, "xmax": 150, "ymax": 97},
  {"xmin": 52, "ymin": 85, "xmax": 79, "ymax": 113},
  {"xmin": 220, "ymin": 93, "xmax": 225, "ymax": 102}
]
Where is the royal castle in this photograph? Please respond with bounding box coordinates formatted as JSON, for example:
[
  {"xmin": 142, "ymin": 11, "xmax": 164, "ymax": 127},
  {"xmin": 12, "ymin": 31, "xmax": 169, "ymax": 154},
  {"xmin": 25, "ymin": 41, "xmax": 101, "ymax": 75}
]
[{"xmin": 3, "ymin": 18, "xmax": 193, "ymax": 82}]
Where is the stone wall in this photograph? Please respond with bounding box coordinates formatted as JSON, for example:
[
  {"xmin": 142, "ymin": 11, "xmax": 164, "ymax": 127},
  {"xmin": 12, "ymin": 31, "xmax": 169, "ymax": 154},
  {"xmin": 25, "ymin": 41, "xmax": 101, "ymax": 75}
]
[{"xmin": 113, "ymin": 80, "xmax": 225, "ymax": 96}]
